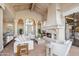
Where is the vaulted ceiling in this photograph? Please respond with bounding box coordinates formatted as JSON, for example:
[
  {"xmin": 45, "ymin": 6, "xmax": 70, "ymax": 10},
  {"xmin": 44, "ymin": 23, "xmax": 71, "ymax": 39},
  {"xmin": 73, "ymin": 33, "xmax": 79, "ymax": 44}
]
[
  {"xmin": 3, "ymin": 3, "xmax": 79, "ymax": 23},
  {"xmin": 4, "ymin": 3, "xmax": 48, "ymax": 21},
  {"xmin": 61, "ymin": 3, "xmax": 79, "ymax": 12}
]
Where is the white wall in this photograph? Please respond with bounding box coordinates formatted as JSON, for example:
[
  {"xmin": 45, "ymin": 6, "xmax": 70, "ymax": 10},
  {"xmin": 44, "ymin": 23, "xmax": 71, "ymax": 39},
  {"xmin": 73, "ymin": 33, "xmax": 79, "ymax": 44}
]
[
  {"xmin": 56, "ymin": 4, "xmax": 65, "ymax": 41},
  {"xmin": 0, "ymin": 7, "xmax": 3, "ymax": 51},
  {"xmin": 46, "ymin": 4, "xmax": 56, "ymax": 26},
  {"xmin": 45, "ymin": 4, "xmax": 64, "ymax": 26},
  {"xmin": 3, "ymin": 22, "xmax": 8, "ymax": 33}
]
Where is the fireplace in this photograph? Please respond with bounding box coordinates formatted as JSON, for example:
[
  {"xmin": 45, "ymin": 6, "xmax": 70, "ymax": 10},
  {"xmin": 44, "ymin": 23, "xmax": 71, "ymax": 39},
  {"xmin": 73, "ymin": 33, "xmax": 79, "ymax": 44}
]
[{"xmin": 46, "ymin": 33, "xmax": 52, "ymax": 38}]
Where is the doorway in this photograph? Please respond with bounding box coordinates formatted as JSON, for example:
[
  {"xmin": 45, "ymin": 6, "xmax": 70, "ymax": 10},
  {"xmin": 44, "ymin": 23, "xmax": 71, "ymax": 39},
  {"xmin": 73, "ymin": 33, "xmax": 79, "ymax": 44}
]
[{"xmin": 65, "ymin": 13, "xmax": 79, "ymax": 47}]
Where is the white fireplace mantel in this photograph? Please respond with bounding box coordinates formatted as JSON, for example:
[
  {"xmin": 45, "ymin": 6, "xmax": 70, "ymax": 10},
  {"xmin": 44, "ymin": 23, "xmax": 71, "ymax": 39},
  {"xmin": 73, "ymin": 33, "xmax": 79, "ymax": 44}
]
[{"xmin": 42, "ymin": 25, "xmax": 64, "ymax": 30}]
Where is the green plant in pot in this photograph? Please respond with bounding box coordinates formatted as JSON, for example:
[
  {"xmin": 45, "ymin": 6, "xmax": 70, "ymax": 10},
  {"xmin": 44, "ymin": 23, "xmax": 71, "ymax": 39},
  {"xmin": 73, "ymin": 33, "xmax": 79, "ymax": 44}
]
[
  {"xmin": 38, "ymin": 28, "xmax": 42, "ymax": 38},
  {"xmin": 19, "ymin": 29, "xmax": 23, "ymax": 35}
]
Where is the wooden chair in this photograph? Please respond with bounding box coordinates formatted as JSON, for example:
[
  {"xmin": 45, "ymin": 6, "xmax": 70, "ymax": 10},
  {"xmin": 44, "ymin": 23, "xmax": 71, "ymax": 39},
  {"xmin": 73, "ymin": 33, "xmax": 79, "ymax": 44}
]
[{"xmin": 16, "ymin": 43, "xmax": 28, "ymax": 56}]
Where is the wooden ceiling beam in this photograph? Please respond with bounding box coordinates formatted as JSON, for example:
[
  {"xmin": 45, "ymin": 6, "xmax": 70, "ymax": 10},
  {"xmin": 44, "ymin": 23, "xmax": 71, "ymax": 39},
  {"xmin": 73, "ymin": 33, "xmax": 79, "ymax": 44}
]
[{"xmin": 31, "ymin": 3, "xmax": 35, "ymax": 11}]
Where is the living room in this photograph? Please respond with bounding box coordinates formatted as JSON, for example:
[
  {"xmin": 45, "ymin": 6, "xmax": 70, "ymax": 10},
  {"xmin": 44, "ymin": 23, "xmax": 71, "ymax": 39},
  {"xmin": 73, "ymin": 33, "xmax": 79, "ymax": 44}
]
[{"xmin": 0, "ymin": 3, "xmax": 79, "ymax": 56}]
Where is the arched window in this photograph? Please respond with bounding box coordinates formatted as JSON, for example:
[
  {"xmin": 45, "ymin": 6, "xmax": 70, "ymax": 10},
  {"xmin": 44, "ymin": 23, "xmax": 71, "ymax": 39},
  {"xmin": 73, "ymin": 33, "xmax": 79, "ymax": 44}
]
[
  {"xmin": 17, "ymin": 19, "xmax": 24, "ymax": 35},
  {"xmin": 25, "ymin": 18, "xmax": 35, "ymax": 35}
]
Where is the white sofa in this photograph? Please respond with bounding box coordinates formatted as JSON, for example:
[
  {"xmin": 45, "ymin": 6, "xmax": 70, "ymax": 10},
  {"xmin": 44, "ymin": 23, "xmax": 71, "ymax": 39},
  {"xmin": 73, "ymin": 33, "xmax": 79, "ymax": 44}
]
[
  {"xmin": 14, "ymin": 35, "xmax": 34, "ymax": 53},
  {"xmin": 46, "ymin": 40, "xmax": 72, "ymax": 56}
]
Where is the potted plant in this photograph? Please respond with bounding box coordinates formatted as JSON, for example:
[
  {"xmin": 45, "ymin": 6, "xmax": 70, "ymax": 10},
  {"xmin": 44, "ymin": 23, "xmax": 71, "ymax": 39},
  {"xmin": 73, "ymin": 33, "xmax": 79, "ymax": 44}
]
[{"xmin": 19, "ymin": 29, "xmax": 23, "ymax": 35}]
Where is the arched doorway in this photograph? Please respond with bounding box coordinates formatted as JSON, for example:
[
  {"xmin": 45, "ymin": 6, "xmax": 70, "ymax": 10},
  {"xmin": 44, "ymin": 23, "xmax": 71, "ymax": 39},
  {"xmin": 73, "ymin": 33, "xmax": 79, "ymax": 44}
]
[
  {"xmin": 25, "ymin": 18, "xmax": 36, "ymax": 36},
  {"xmin": 17, "ymin": 19, "xmax": 24, "ymax": 35}
]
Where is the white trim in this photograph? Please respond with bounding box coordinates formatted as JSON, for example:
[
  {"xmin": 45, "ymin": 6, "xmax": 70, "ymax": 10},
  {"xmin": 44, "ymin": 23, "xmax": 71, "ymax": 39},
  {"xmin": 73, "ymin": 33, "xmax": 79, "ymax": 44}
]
[{"xmin": 42, "ymin": 25, "xmax": 65, "ymax": 30}]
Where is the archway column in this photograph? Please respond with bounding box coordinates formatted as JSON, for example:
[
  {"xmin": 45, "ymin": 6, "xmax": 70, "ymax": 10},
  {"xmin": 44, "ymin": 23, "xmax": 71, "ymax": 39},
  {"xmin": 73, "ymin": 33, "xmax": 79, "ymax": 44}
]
[
  {"xmin": 36, "ymin": 22, "xmax": 38, "ymax": 37},
  {"xmin": 0, "ymin": 7, "xmax": 3, "ymax": 51},
  {"xmin": 24, "ymin": 20, "xmax": 26, "ymax": 35},
  {"xmin": 14, "ymin": 19, "xmax": 18, "ymax": 36}
]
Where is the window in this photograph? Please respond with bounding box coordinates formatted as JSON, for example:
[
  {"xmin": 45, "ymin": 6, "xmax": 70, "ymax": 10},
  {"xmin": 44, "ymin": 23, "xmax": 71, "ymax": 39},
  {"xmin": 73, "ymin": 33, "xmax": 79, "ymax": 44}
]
[{"xmin": 25, "ymin": 19, "xmax": 34, "ymax": 35}]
